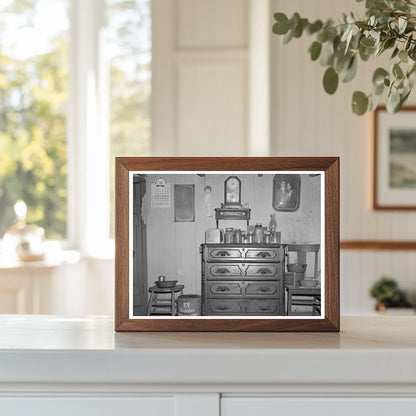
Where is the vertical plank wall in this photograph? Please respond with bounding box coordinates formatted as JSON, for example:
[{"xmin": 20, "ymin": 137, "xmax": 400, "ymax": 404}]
[
  {"xmin": 144, "ymin": 174, "xmax": 320, "ymax": 294},
  {"xmin": 271, "ymin": 0, "xmax": 416, "ymax": 313},
  {"xmin": 152, "ymin": 0, "xmax": 249, "ymax": 156}
]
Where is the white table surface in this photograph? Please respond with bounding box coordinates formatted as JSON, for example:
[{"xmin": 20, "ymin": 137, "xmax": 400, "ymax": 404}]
[{"xmin": 0, "ymin": 315, "xmax": 415, "ymax": 387}]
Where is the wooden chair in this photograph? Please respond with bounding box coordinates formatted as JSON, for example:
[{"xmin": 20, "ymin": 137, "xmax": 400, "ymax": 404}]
[{"xmin": 285, "ymin": 244, "xmax": 320, "ymax": 316}]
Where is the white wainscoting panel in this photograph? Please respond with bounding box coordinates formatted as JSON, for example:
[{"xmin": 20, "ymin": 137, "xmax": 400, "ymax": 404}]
[
  {"xmin": 177, "ymin": 0, "xmax": 248, "ymax": 49},
  {"xmin": 177, "ymin": 60, "xmax": 247, "ymax": 156}
]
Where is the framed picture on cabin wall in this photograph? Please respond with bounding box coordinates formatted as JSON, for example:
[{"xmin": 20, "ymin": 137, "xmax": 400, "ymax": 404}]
[
  {"xmin": 115, "ymin": 157, "xmax": 340, "ymax": 332},
  {"xmin": 374, "ymin": 106, "xmax": 416, "ymax": 210}
]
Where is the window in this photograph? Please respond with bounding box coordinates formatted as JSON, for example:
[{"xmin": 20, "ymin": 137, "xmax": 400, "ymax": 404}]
[
  {"xmin": 0, "ymin": 0, "xmax": 70, "ymax": 239},
  {"xmin": 0, "ymin": 0, "xmax": 151, "ymax": 251},
  {"xmin": 106, "ymin": 0, "xmax": 151, "ymax": 237}
]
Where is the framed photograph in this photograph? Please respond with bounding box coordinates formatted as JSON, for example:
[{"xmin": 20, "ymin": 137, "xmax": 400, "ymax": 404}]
[
  {"xmin": 273, "ymin": 174, "xmax": 301, "ymax": 211},
  {"xmin": 374, "ymin": 106, "xmax": 416, "ymax": 209},
  {"xmin": 115, "ymin": 157, "xmax": 339, "ymax": 332}
]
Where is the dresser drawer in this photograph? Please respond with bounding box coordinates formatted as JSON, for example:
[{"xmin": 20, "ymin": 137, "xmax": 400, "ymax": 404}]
[
  {"xmin": 206, "ymin": 281, "xmax": 278, "ymax": 297},
  {"xmin": 206, "ymin": 263, "xmax": 280, "ymax": 280},
  {"xmin": 245, "ymin": 281, "xmax": 278, "ymax": 296},
  {"xmin": 245, "ymin": 264, "xmax": 279, "ymax": 278},
  {"xmin": 206, "ymin": 281, "xmax": 243, "ymax": 296},
  {"xmin": 246, "ymin": 299, "xmax": 280, "ymax": 314},
  {"xmin": 207, "ymin": 264, "xmax": 243, "ymax": 278},
  {"xmin": 204, "ymin": 246, "xmax": 282, "ymax": 262},
  {"xmin": 207, "ymin": 247, "xmax": 243, "ymax": 260},
  {"xmin": 205, "ymin": 299, "xmax": 243, "ymax": 315},
  {"xmin": 245, "ymin": 247, "xmax": 280, "ymax": 261}
]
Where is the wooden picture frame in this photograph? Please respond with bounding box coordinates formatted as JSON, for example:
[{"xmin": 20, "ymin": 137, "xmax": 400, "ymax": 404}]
[
  {"xmin": 373, "ymin": 106, "xmax": 416, "ymax": 210},
  {"xmin": 115, "ymin": 157, "xmax": 340, "ymax": 332}
]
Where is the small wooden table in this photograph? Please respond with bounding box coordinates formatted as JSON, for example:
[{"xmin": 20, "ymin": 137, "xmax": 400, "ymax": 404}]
[
  {"xmin": 146, "ymin": 285, "xmax": 184, "ymax": 316},
  {"xmin": 286, "ymin": 287, "xmax": 321, "ymax": 316}
]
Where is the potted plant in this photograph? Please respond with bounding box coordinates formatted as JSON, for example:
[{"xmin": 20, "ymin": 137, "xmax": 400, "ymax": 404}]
[
  {"xmin": 272, "ymin": 0, "xmax": 416, "ymax": 115},
  {"xmin": 369, "ymin": 276, "xmax": 412, "ymax": 312}
]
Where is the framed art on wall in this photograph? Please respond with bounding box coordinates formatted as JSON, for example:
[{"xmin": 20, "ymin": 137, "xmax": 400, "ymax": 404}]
[
  {"xmin": 115, "ymin": 157, "xmax": 339, "ymax": 332},
  {"xmin": 374, "ymin": 106, "xmax": 416, "ymax": 210}
]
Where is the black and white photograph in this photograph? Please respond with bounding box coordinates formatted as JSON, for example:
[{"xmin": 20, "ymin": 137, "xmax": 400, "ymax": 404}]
[
  {"xmin": 374, "ymin": 107, "xmax": 416, "ymax": 209},
  {"xmin": 389, "ymin": 129, "xmax": 416, "ymax": 189},
  {"xmin": 130, "ymin": 172, "xmax": 324, "ymax": 318}
]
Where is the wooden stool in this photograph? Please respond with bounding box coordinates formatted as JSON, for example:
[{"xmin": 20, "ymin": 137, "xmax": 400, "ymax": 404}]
[{"xmin": 146, "ymin": 285, "xmax": 184, "ymax": 316}]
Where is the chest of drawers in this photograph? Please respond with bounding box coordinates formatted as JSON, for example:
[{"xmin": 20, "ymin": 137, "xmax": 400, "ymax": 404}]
[{"xmin": 201, "ymin": 244, "xmax": 284, "ymax": 316}]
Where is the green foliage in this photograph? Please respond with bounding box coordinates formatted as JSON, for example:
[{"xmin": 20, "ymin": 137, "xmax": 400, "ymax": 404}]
[
  {"xmin": 323, "ymin": 67, "xmax": 339, "ymax": 94},
  {"xmin": 369, "ymin": 276, "xmax": 411, "ymax": 307},
  {"xmin": 272, "ymin": 0, "xmax": 416, "ymax": 115},
  {"xmin": 0, "ymin": 0, "xmax": 151, "ymax": 239},
  {"xmin": 0, "ymin": 16, "xmax": 69, "ymax": 238}
]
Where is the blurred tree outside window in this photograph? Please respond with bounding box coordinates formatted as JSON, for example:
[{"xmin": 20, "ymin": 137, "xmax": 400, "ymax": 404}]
[
  {"xmin": 0, "ymin": 0, "xmax": 151, "ymax": 243},
  {"xmin": 0, "ymin": 0, "xmax": 70, "ymax": 239}
]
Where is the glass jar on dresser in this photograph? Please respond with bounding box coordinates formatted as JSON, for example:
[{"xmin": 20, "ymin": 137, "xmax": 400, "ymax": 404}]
[{"xmin": 200, "ymin": 244, "xmax": 284, "ymax": 316}]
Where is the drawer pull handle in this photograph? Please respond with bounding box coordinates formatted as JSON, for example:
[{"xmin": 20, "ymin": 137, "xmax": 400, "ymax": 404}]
[
  {"xmin": 258, "ymin": 305, "xmax": 271, "ymax": 311},
  {"xmin": 257, "ymin": 287, "xmax": 271, "ymax": 293},
  {"xmin": 216, "ymin": 268, "xmax": 230, "ymax": 274},
  {"xmin": 256, "ymin": 252, "xmax": 271, "ymax": 258},
  {"xmin": 258, "ymin": 268, "xmax": 272, "ymax": 275},
  {"xmin": 216, "ymin": 286, "xmax": 230, "ymax": 292},
  {"xmin": 217, "ymin": 250, "xmax": 230, "ymax": 257},
  {"xmin": 217, "ymin": 305, "xmax": 230, "ymax": 311}
]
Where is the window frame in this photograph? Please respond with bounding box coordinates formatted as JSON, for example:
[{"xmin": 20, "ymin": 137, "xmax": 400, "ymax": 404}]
[{"xmin": 68, "ymin": 0, "xmax": 111, "ymax": 257}]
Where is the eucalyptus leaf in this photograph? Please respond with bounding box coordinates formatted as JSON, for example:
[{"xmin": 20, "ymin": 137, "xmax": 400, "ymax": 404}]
[
  {"xmin": 359, "ymin": 44, "xmax": 375, "ymax": 61},
  {"xmin": 372, "ymin": 68, "xmax": 389, "ymax": 86},
  {"xmin": 405, "ymin": 33, "xmax": 413, "ymax": 50},
  {"xmin": 386, "ymin": 87, "xmax": 401, "ymax": 112},
  {"xmin": 401, "ymin": 86, "xmax": 411, "ymax": 106},
  {"xmin": 334, "ymin": 52, "xmax": 353, "ymax": 72},
  {"xmin": 293, "ymin": 18, "xmax": 308, "ymax": 38},
  {"xmin": 369, "ymin": 92, "xmax": 383, "ymax": 111},
  {"xmin": 317, "ymin": 29, "xmax": 328, "ymax": 43},
  {"xmin": 342, "ymin": 56, "xmax": 358, "ymax": 82},
  {"xmin": 282, "ymin": 29, "xmax": 294, "ymax": 44},
  {"xmin": 408, "ymin": 71, "xmax": 416, "ymax": 88},
  {"xmin": 399, "ymin": 50, "xmax": 408, "ymax": 63},
  {"xmin": 290, "ymin": 13, "xmax": 301, "ymax": 30},
  {"xmin": 320, "ymin": 40, "xmax": 335, "ymax": 66},
  {"xmin": 393, "ymin": 0, "xmax": 409, "ymax": 11},
  {"xmin": 352, "ymin": 91, "xmax": 369, "ymax": 115},
  {"xmin": 360, "ymin": 37, "xmax": 375, "ymax": 48},
  {"xmin": 393, "ymin": 63, "xmax": 404, "ymax": 79},
  {"xmin": 307, "ymin": 20, "xmax": 323, "ymax": 35},
  {"xmin": 391, "ymin": 47, "xmax": 399, "ymax": 59},
  {"xmin": 398, "ymin": 17, "xmax": 407, "ymax": 34},
  {"xmin": 309, "ymin": 41, "xmax": 322, "ymax": 61},
  {"xmin": 273, "ymin": 13, "xmax": 290, "ymax": 35},
  {"xmin": 383, "ymin": 37, "xmax": 396, "ymax": 50},
  {"xmin": 366, "ymin": 0, "xmax": 388, "ymax": 11},
  {"xmin": 373, "ymin": 82, "xmax": 385, "ymax": 96},
  {"xmin": 323, "ymin": 67, "xmax": 339, "ymax": 94}
]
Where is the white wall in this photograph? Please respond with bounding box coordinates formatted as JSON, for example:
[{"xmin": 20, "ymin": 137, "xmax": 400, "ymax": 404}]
[
  {"xmin": 271, "ymin": 0, "xmax": 416, "ymax": 313},
  {"xmin": 152, "ymin": 0, "xmax": 253, "ymax": 156}
]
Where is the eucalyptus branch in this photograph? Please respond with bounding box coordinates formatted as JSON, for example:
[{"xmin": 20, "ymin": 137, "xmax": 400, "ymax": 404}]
[{"xmin": 272, "ymin": 0, "xmax": 416, "ymax": 115}]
